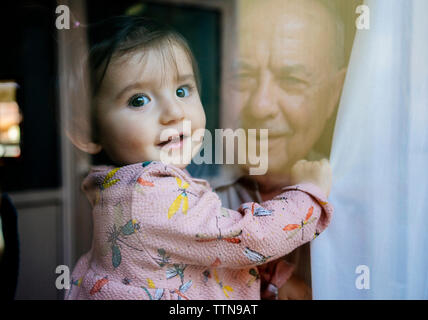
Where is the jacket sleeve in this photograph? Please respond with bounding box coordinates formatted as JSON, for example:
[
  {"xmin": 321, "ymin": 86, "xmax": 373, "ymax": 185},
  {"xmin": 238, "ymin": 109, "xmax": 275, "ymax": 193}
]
[{"xmin": 133, "ymin": 163, "xmax": 333, "ymax": 269}]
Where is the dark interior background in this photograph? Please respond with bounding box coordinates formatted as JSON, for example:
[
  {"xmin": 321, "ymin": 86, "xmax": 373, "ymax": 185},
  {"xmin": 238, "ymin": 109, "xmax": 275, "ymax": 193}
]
[{"xmin": 0, "ymin": 0, "xmax": 60, "ymax": 192}]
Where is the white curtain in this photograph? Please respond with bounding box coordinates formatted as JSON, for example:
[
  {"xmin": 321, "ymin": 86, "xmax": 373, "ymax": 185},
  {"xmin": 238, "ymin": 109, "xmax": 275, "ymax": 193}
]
[{"xmin": 311, "ymin": 0, "xmax": 428, "ymax": 299}]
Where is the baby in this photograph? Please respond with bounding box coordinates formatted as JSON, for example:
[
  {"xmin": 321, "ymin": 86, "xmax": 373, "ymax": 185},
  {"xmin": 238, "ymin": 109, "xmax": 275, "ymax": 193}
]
[{"xmin": 65, "ymin": 16, "xmax": 332, "ymax": 300}]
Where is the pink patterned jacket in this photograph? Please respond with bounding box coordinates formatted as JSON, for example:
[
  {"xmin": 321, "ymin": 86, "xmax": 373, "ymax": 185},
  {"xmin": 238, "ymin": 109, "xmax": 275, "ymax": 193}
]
[{"xmin": 65, "ymin": 161, "xmax": 332, "ymax": 300}]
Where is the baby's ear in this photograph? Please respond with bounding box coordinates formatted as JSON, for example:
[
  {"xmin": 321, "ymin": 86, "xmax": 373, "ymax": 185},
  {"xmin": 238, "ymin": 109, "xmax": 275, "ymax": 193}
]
[{"xmin": 66, "ymin": 129, "xmax": 102, "ymax": 154}]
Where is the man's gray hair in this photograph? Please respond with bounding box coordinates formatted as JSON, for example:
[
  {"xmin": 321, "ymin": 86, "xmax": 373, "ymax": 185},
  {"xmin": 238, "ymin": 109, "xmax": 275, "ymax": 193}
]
[{"xmin": 317, "ymin": 0, "xmax": 346, "ymax": 69}]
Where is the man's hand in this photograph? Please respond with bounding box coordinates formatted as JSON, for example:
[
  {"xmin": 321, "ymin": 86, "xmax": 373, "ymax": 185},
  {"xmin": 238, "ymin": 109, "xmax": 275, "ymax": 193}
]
[
  {"xmin": 277, "ymin": 274, "xmax": 312, "ymax": 300},
  {"xmin": 290, "ymin": 159, "xmax": 332, "ymax": 197}
]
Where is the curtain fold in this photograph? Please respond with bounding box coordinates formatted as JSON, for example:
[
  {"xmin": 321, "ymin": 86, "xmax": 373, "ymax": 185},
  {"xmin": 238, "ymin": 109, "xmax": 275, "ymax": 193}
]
[{"xmin": 311, "ymin": 0, "xmax": 428, "ymax": 299}]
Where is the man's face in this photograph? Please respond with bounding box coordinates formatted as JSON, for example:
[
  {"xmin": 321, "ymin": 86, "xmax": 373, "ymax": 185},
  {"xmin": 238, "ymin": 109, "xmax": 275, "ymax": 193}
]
[{"xmin": 229, "ymin": 0, "xmax": 345, "ymax": 175}]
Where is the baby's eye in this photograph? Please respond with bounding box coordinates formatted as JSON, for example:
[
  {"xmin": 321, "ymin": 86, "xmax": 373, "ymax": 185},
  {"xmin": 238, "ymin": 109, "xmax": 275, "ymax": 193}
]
[
  {"xmin": 176, "ymin": 86, "xmax": 190, "ymax": 98},
  {"xmin": 128, "ymin": 94, "xmax": 151, "ymax": 108}
]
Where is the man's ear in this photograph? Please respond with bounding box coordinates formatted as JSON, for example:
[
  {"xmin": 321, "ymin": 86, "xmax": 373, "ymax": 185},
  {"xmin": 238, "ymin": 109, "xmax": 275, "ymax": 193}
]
[
  {"xmin": 327, "ymin": 67, "xmax": 347, "ymax": 119},
  {"xmin": 66, "ymin": 129, "xmax": 102, "ymax": 154}
]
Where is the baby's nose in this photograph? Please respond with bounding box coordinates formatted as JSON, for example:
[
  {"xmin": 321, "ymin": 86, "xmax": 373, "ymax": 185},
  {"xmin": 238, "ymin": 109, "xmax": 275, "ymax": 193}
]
[{"xmin": 160, "ymin": 100, "xmax": 185, "ymax": 125}]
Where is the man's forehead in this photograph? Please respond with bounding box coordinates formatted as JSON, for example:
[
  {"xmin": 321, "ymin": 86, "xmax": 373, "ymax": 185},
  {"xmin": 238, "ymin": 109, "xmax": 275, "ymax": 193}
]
[
  {"xmin": 239, "ymin": 0, "xmax": 331, "ymax": 23},
  {"xmin": 237, "ymin": 0, "xmax": 337, "ymax": 74}
]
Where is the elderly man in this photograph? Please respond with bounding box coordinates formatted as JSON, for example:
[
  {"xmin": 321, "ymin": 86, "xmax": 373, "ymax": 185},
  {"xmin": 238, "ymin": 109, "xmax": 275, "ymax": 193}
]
[{"xmin": 212, "ymin": 0, "xmax": 347, "ymax": 299}]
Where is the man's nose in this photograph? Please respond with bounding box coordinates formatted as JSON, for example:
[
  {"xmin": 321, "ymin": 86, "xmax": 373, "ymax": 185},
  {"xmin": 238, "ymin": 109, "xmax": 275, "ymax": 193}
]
[
  {"xmin": 247, "ymin": 72, "xmax": 279, "ymax": 120},
  {"xmin": 159, "ymin": 97, "xmax": 185, "ymax": 125}
]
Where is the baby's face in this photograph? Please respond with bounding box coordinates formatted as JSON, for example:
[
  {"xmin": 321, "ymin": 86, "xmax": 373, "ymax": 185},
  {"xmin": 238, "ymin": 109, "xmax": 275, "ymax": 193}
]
[{"xmin": 94, "ymin": 44, "xmax": 206, "ymax": 168}]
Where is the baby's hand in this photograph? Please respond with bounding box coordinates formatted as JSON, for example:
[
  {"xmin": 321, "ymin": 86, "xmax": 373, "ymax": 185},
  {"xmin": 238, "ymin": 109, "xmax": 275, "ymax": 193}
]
[{"xmin": 290, "ymin": 159, "xmax": 332, "ymax": 197}]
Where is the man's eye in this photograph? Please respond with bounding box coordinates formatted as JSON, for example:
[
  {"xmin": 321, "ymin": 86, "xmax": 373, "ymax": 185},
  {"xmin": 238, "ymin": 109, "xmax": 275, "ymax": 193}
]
[
  {"xmin": 231, "ymin": 73, "xmax": 256, "ymax": 91},
  {"xmin": 176, "ymin": 86, "xmax": 190, "ymax": 98},
  {"xmin": 128, "ymin": 94, "xmax": 151, "ymax": 108},
  {"xmin": 238, "ymin": 72, "xmax": 252, "ymax": 78},
  {"xmin": 234, "ymin": 72, "xmax": 254, "ymax": 81},
  {"xmin": 279, "ymin": 76, "xmax": 307, "ymax": 87}
]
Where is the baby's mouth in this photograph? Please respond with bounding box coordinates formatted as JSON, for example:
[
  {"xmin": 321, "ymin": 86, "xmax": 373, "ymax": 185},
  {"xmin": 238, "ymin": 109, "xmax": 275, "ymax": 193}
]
[{"xmin": 157, "ymin": 133, "xmax": 186, "ymax": 149}]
